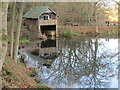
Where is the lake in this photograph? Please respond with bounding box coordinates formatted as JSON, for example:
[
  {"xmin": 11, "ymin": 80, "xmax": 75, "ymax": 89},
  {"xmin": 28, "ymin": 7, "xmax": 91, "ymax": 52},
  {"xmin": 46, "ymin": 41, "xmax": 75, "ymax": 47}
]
[{"xmin": 22, "ymin": 36, "xmax": 119, "ymax": 88}]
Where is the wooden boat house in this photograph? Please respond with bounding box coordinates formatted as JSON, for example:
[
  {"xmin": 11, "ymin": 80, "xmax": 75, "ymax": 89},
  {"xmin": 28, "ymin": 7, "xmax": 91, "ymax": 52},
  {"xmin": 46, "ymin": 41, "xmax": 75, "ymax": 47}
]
[{"xmin": 23, "ymin": 6, "xmax": 59, "ymax": 39}]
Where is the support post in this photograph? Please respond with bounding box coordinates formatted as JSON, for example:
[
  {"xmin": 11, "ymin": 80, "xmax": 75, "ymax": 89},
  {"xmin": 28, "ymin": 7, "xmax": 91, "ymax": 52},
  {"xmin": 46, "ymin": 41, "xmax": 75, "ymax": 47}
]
[
  {"xmin": 38, "ymin": 20, "xmax": 42, "ymax": 38},
  {"xmin": 56, "ymin": 16, "xmax": 59, "ymax": 37}
]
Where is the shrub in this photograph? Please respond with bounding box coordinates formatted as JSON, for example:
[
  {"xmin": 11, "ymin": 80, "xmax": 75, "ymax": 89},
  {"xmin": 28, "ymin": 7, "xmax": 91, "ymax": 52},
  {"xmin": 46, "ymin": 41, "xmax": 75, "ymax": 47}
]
[
  {"xmin": 20, "ymin": 34, "xmax": 29, "ymax": 40},
  {"xmin": 104, "ymin": 30, "xmax": 110, "ymax": 35},
  {"xmin": 104, "ymin": 30, "xmax": 118, "ymax": 35},
  {"xmin": 62, "ymin": 28, "xmax": 76, "ymax": 37},
  {"xmin": 20, "ymin": 39, "xmax": 30, "ymax": 44},
  {"xmin": 111, "ymin": 30, "xmax": 118, "ymax": 34},
  {"xmin": 2, "ymin": 34, "xmax": 10, "ymax": 41}
]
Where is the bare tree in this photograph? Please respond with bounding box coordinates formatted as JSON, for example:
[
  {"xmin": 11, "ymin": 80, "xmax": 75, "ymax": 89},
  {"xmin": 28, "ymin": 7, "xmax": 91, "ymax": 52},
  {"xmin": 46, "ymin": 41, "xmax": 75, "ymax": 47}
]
[
  {"xmin": 0, "ymin": 2, "xmax": 2, "ymax": 89},
  {"xmin": 0, "ymin": 2, "xmax": 9, "ymax": 72},
  {"xmin": 0, "ymin": 2, "xmax": 9, "ymax": 89},
  {"xmin": 13, "ymin": 2, "xmax": 24, "ymax": 62},
  {"xmin": 0, "ymin": 2, "xmax": 2, "ymax": 72},
  {"xmin": 33, "ymin": 37, "xmax": 118, "ymax": 88},
  {"xmin": 9, "ymin": 2, "xmax": 16, "ymax": 58},
  {"xmin": 90, "ymin": 2, "xmax": 99, "ymax": 33},
  {"xmin": 112, "ymin": 0, "xmax": 120, "ymax": 5}
]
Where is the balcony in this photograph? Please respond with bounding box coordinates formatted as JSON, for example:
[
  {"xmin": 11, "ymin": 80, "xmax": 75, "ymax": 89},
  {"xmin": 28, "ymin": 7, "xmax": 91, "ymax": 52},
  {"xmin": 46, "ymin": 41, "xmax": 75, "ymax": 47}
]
[{"xmin": 39, "ymin": 20, "xmax": 57, "ymax": 25}]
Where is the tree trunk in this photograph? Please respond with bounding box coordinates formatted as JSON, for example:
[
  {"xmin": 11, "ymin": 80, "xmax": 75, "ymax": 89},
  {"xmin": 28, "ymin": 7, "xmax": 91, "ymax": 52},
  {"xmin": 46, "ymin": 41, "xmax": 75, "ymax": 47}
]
[
  {"xmin": 0, "ymin": 2, "xmax": 2, "ymax": 89},
  {"xmin": 13, "ymin": 3, "xmax": 24, "ymax": 62},
  {"xmin": 93, "ymin": 2, "xmax": 99, "ymax": 33},
  {"xmin": 0, "ymin": 2, "xmax": 2, "ymax": 73},
  {"xmin": 95, "ymin": 13, "xmax": 98, "ymax": 33},
  {"xmin": 0, "ymin": 2, "xmax": 9, "ymax": 89},
  {"xmin": 9, "ymin": 2, "xmax": 16, "ymax": 58},
  {"xmin": 0, "ymin": 2, "xmax": 9, "ymax": 72},
  {"xmin": 93, "ymin": 37, "xmax": 98, "ymax": 88}
]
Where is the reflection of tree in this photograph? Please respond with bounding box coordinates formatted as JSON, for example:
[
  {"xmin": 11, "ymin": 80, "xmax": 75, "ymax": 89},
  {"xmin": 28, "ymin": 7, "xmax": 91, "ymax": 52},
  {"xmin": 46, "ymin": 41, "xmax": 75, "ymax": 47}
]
[{"xmin": 38, "ymin": 37, "xmax": 118, "ymax": 88}]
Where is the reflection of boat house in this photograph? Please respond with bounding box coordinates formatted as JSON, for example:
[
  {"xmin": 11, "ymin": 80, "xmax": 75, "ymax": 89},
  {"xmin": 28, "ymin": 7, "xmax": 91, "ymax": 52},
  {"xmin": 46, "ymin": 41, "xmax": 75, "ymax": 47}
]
[
  {"xmin": 39, "ymin": 39, "xmax": 59, "ymax": 59},
  {"xmin": 23, "ymin": 6, "xmax": 59, "ymax": 39},
  {"xmin": 39, "ymin": 38, "xmax": 59, "ymax": 68}
]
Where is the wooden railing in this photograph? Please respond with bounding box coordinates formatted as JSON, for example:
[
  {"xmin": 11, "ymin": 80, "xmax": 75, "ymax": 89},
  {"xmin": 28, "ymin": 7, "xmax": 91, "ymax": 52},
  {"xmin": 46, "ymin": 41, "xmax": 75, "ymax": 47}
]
[{"xmin": 39, "ymin": 20, "xmax": 57, "ymax": 25}]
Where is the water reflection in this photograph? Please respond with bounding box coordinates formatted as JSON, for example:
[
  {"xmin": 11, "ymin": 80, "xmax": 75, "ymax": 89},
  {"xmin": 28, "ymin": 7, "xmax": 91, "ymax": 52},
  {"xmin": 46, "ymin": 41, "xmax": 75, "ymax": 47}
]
[
  {"xmin": 25, "ymin": 37, "xmax": 119, "ymax": 88},
  {"xmin": 30, "ymin": 37, "xmax": 60, "ymax": 68}
]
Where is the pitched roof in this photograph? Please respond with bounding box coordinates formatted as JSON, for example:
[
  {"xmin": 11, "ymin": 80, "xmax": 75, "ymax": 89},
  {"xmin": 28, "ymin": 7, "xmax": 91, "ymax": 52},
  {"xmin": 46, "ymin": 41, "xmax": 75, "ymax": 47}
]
[{"xmin": 23, "ymin": 6, "xmax": 49, "ymax": 19}]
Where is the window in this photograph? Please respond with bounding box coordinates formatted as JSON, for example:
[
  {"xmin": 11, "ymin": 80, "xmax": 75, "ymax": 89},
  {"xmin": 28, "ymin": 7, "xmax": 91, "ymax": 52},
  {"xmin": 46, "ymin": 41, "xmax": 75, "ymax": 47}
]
[{"xmin": 43, "ymin": 15, "xmax": 49, "ymax": 20}]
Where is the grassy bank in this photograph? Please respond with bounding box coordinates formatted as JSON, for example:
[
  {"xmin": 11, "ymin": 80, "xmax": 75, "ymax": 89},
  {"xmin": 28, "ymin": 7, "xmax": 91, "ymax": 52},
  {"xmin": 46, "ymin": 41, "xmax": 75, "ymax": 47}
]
[
  {"xmin": 59, "ymin": 26, "xmax": 118, "ymax": 37},
  {"xmin": 1, "ymin": 56, "xmax": 49, "ymax": 88}
]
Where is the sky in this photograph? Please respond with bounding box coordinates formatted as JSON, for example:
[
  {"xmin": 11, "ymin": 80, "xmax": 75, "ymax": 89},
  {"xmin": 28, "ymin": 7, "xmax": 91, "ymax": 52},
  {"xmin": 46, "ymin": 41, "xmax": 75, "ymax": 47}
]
[{"xmin": 102, "ymin": 0, "xmax": 119, "ymax": 8}]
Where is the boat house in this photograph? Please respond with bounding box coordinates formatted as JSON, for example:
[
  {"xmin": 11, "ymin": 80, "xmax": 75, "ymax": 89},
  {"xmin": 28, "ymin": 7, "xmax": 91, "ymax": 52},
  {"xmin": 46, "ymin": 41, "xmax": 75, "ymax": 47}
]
[{"xmin": 23, "ymin": 6, "xmax": 59, "ymax": 39}]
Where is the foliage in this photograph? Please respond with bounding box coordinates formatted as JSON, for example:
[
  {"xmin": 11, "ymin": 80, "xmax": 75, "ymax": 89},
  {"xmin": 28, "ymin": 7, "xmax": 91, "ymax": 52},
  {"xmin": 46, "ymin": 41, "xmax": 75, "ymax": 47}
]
[
  {"xmin": 20, "ymin": 34, "xmax": 29, "ymax": 40},
  {"xmin": 111, "ymin": 30, "xmax": 118, "ymax": 34},
  {"xmin": 21, "ymin": 2, "xmax": 108, "ymax": 25},
  {"xmin": 104, "ymin": 29, "xmax": 118, "ymax": 35},
  {"xmin": 17, "ymin": 59, "xmax": 25, "ymax": 66},
  {"xmin": 19, "ymin": 34, "xmax": 30, "ymax": 44},
  {"xmin": 27, "ymin": 69, "xmax": 36, "ymax": 77},
  {"xmin": 62, "ymin": 28, "xmax": 77, "ymax": 37},
  {"xmin": 2, "ymin": 33, "xmax": 10, "ymax": 41},
  {"xmin": 20, "ymin": 39, "xmax": 30, "ymax": 44}
]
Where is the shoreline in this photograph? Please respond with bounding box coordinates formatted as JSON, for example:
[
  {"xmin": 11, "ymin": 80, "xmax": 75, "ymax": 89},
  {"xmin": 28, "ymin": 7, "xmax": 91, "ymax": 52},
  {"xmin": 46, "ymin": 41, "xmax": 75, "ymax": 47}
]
[
  {"xmin": 58, "ymin": 26, "xmax": 118, "ymax": 35},
  {"xmin": 1, "ymin": 56, "xmax": 49, "ymax": 88}
]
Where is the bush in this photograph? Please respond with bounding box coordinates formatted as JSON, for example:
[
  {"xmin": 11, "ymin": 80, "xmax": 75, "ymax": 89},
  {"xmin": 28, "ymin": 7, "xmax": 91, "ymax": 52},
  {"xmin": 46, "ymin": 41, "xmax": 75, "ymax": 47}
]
[
  {"xmin": 104, "ymin": 30, "xmax": 110, "ymax": 35},
  {"xmin": 20, "ymin": 34, "xmax": 29, "ymax": 40},
  {"xmin": 111, "ymin": 30, "xmax": 118, "ymax": 34},
  {"xmin": 17, "ymin": 59, "xmax": 25, "ymax": 66},
  {"xmin": 62, "ymin": 28, "xmax": 76, "ymax": 37},
  {"xmin": 2, "ymin": 34, "xmax": 10, "ymax": 41},
  {"xmin": 104, "ymin": 30, "xmax": 118, "ymax": 35},
  {"xmin": 20, "ymin": 39, "xmax": 30, "ymax": 44}
]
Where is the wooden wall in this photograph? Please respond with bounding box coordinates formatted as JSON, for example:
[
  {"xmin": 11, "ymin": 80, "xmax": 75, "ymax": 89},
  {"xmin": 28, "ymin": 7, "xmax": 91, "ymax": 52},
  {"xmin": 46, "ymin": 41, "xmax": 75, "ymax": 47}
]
[{"xmin": 40, "ymin": 12, "xmax": 56, "ymax": 20}]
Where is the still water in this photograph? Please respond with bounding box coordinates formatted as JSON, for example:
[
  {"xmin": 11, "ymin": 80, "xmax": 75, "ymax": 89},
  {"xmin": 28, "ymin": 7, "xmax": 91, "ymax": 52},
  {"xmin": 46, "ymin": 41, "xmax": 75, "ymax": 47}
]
[{"xmin": 23, "ymin": 36, "xmax": 119, "ymax": 88}]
